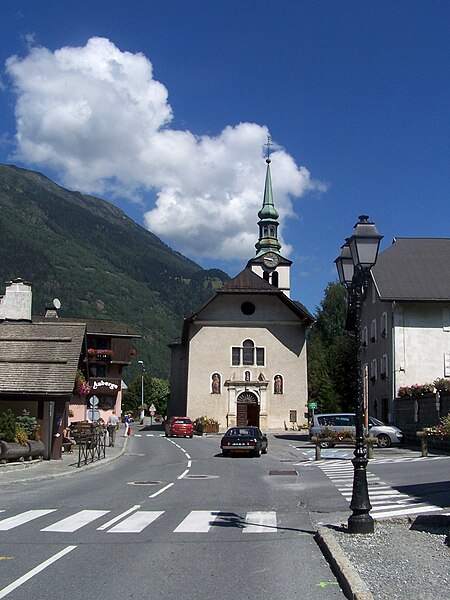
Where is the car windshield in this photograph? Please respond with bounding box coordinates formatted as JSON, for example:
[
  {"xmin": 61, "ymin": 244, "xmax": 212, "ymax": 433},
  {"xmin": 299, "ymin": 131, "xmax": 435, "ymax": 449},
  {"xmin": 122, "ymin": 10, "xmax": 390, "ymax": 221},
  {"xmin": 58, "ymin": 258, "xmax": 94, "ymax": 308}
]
[
  {"xmin": 368, "ymin": 417, "xmax": 384, "ymax": 426},
  {"xmin": 227, "ymin": 428, "xmax": 257, "ymax": 437}
]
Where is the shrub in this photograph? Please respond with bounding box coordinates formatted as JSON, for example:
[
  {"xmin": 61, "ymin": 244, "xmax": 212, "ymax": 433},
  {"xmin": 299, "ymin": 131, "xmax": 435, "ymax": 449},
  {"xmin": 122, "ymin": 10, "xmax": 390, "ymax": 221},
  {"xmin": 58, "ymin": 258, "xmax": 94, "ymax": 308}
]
[
  {"xmin": 316, "ymin": 427, "xmax": 355, "ymax": 441},
  {"xmin": 0, "ymin": 409, "xmax": 16, "ymax": 443},
  {"xmin": 16, "ymin": 409, "xmax": 39, "ymax": 439},
  {"xmin": 14, "ymin": 427, "xmax": 29, "ymax": 446},
  {"xmin": 426, "ymin": 413, "xmax": 450, "ymax": 439}
]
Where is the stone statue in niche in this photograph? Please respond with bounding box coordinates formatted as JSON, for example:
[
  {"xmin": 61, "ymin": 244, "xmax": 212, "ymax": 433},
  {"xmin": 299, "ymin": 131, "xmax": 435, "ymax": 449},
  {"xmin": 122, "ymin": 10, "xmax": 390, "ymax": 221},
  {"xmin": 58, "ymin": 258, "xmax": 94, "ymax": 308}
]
[
  {"xmin": 274, "ymin": 375, "xmax": 283, "ymax": 394},
  {"xmin": 212, "ymin": 373, "xmax": 221, "ymax": 393}
]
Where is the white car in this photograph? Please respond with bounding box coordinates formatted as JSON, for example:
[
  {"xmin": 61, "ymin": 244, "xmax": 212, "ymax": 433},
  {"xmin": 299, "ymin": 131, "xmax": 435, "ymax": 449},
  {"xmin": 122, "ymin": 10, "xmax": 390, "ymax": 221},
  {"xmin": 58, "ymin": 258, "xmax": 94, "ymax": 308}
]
[{"xmin": 309, "ymin": 413, "xmax": 404, "ymax": 448}]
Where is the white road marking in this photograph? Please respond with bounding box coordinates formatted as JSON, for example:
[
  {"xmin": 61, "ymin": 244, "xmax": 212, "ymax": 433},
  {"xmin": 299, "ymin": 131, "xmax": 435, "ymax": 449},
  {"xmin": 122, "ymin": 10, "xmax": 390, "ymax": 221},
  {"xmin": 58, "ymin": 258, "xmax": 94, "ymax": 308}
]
[
  {"xmin": 107, "ymin": 511, "xmax": 164, "ymax": 533},
  {"xmin": 243, "ymin": 511, "xmax": 277, "ymax": 533},
  {"xmin": 187, "ymin": 460, "xmax": 192, "ymax": 468},
  {"xmin": 149, "ymin": 483, "xmax": 174, "ymax": 498},
  {"xmin": 185, "ymin": 453, "xmax": 191, "ymax": 459},
  {"xmin": 178, "ymin": 469, "xmax": 189, "ymax": 479},
  {"xmin": 97, "ymin": 505, "xmax": 141, "ymax": 530},
  {"xmin": 174, "ymin": 510, "xmax": 221, "ymax": 533},
  {"xmin": 41, "ymin": 510, "xmax": 110, "ymax": 532},
  {"xmin": 0, "ymin": 509, "xmax": 57, "ymax": 530},
  {"xmin": 0, "ymin": 545, "xmax": 76, "ymax": 599}
]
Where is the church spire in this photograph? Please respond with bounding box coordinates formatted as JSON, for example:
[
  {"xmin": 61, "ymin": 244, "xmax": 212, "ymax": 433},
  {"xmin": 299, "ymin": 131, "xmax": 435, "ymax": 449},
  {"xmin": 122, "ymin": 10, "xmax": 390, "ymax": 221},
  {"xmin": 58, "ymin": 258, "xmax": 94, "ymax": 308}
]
[{"xmin": 255, "ymin": 140, "xmax": 281, "ymax": 256}]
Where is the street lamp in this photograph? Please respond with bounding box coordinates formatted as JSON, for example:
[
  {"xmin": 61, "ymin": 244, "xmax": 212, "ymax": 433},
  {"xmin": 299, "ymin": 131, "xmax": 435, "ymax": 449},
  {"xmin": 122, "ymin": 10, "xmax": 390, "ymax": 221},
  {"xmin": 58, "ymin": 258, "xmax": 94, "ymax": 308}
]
[
  {"xmin": 335, "ymin": 215, "xmax": 383, "ymax": 534},
  {"xmin": 137, "ymin": 360, "xmax": 145, "ymax": 423}
]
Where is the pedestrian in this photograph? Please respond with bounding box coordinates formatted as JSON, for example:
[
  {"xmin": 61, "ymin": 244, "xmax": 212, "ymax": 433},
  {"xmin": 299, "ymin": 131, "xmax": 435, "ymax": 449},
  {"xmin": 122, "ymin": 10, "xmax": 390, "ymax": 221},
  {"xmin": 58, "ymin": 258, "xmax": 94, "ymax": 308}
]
[
  {"xmin": 123, "ymin": 413, "xmax": 132, "ymax": 437},
  {"xmin": 107, "ymin": 410, "xmax": 120, "ymax": 446}
]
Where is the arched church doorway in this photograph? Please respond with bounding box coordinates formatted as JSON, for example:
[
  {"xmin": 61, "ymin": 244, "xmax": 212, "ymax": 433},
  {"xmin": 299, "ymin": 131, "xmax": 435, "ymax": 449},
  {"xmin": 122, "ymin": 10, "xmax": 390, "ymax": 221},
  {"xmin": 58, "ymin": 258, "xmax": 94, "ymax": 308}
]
[{"xmin": 236, "ymin": 391, "xmax": 260, "ymax": 426}]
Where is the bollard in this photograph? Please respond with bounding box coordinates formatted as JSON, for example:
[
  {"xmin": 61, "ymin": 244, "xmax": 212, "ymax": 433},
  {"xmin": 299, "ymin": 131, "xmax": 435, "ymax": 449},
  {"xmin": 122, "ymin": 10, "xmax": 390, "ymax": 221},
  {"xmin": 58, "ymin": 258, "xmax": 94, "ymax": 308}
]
[
  {"xmin": 416, "ymin": 430, "xmax": 428, "ymax": 457},
  {"xmin": 311, "ymin": 436, "xmax": 321, "ymax": 460}
]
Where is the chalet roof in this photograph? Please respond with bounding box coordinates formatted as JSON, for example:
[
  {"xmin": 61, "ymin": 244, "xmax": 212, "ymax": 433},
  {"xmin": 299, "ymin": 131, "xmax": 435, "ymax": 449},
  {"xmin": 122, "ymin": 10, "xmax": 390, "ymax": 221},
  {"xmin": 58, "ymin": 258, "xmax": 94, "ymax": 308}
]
[
  {"xmin": 0, "ymin": 321, "xmax": 86, "ymax": 395},
  {"xmin": 372, "ymin": 238, "xmax": 450, "ymax": 301},
  {"xmin": 33, "ymin": 316, "xmax": 140, "ymax": 337}
]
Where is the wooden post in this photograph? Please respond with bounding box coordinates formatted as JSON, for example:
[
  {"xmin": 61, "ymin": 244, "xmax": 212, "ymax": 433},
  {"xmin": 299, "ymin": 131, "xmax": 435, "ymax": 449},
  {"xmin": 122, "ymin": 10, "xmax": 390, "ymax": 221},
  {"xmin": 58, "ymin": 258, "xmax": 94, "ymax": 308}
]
[{"xmin": 416, "ymin": 430, "xmax": 428, "ymax": 457}]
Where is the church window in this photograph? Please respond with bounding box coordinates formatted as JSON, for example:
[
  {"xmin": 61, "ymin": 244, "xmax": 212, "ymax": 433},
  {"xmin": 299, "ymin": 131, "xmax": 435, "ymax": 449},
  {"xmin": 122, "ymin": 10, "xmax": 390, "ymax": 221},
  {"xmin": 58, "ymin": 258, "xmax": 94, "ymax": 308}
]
[
  {"xmin": 241, "ymin": 301, "xmax": 255, "ymax": 315},
  {"xmin": 245, "ymin": 371, "xmax": 251, "ymax": 381},
  {"xmin": 263, "ymin": 271, "xmax": 270, "ymax": 282},
  {"xmin": 231, "ymin": 340, "xmax": 265, "ymax": 366},
  {"xmin": 271, "ymin": 271, "xmax": 279, "ymax": 287}
]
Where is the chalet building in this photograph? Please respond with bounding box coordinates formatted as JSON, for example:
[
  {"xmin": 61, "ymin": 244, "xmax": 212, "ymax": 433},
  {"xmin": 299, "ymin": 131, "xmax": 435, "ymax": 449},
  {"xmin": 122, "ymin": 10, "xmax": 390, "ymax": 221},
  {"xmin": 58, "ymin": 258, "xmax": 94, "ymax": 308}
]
[
  {"xmin": 169, "ymin": 158, "xmax": 314, "ymax": 430},
  {"xmin": 361, "ymin": 238, "xmax": 450, "ymax": 424},
  {"xmin": 0, "ymin": 278, "xmax": 139, "ymax": 459}
]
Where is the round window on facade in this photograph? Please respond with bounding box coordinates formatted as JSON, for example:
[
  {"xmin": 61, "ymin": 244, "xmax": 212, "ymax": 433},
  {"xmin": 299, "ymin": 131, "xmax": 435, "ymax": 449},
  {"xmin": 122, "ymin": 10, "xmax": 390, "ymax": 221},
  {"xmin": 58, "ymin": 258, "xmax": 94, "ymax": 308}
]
[{"xmin": 241, "ymin": 302, "xmax": 255, "ymax": 315}]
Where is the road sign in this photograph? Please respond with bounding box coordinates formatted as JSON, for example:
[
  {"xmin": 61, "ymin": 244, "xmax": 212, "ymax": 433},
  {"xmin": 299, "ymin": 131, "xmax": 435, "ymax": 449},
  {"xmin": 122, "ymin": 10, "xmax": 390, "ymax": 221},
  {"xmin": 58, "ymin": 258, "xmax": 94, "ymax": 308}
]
[
  {"xmin": 87, "ymin": 408, "xmax": 100, "ymax": 422},
  {"xmin": 308, "ymin": 402, "xmax": 318, "ymax": 409},
  {"xmin": 89, "ymin": 395, "xmax": 99, "ymax": 407},
  {"xmin": 149, "ymin": 403, "xmax": 156, "ymax": 415}
]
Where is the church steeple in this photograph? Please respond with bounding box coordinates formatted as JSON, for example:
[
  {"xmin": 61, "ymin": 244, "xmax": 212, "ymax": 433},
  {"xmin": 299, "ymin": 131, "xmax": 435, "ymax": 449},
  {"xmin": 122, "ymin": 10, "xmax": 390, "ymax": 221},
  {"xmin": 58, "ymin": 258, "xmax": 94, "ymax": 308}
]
[{"xmin": 255, "ymin": 153, "xmax": 281, "ymax": 257}]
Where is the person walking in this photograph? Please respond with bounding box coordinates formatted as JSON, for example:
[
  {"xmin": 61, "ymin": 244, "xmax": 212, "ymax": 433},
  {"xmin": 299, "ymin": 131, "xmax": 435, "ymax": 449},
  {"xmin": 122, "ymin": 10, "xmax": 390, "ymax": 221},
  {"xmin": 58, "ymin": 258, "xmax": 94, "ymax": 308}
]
[
  {"xmin": 107, "ymin": 411, "xmax": 120, "ymax": 446},
  {"xmin": 123, "ymin": 413, "xmax": 132, "ymax": 437}
]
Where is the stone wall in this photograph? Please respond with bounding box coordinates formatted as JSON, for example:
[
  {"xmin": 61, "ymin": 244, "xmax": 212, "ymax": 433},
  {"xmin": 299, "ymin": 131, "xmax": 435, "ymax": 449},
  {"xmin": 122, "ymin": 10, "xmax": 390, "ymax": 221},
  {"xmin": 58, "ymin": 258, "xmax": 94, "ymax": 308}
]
[{"xmin": 394, "ymin": 393, "xmax": 450, "ymax": 447}]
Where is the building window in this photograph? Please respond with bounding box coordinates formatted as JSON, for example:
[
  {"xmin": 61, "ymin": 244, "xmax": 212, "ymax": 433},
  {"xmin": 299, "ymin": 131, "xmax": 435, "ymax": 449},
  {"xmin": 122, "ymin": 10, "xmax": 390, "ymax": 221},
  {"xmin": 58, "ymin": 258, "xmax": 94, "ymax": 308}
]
[
  {"xmin": 241, "ymin": 302, "xmax": 255, "ymax": 315},
  {"xmin": 370, "ymin": 359, "xmax": 377, "ymax": 382},
  {"xmin": 272, "ymin": 271, "xmax": 279, "ymax": 287},
  {"xmin": 245, "ymin": 371, "xmax": 251, "ymax": 381},
  {"xmin": 444, "ymin": 353, "xmax": 450, "ymax": 377},
  {"xmin": 231, "ymin": 340, "xmax": 265, "ymax": 366},
  {"xmin": 381, "ymin": 312, "xmax": 388, "ymax": 337},
  {"xmin": 211, "ymin": 373, "xmax": 221, "ymax": 394},
  {"xmin": 370, "ymin": 319, "xmax": 377, "ymax": 343},
  {"xmin": 362, "ymin": 327, "xmax": 368, "ymax": 347},
  {"xmin": 274, "ymin": 375, "xmax": 283, "ymax": 394},
  {"xmin": 380, "ymin": 354, "xmax": 388, "ymax": 379}
]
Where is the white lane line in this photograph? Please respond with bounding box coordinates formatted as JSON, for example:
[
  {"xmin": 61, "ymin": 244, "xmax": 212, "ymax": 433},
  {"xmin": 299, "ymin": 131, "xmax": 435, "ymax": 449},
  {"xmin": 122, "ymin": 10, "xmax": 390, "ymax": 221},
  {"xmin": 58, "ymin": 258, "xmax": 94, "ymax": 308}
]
[
  {"xmin": 41, "ymin": 510, "xmax": 109, "ymax": 532},
  {"xmin": 0, "ymin": 510, "xmax": 57, "ymax": 530},
  {"xmin": 174, "ymin": 510, "xmax": 221, "ymax": 533},
  {"xmin": 133, "ymin": 434, "xmax": 142, "ymax": 437},
  {"xmin": 185, "ymin": 453, "xmax": 191, "ymax": 459},
  {"xmin": 372, "ymin": 505, "xmax": 443, "ymax": 519},
  {"xmin": 187, "ymin": 460, "xmax": 192, "ymax": 468},
  {"xmin": 243, "ymin": 511, "xmax": 277, "ymax": 533},
  {"xmin": 107, "ymin": 511, "xmax": 164, "ymax": 533},
  {"xmin": 178, "ymin": 469, "xmax": 189, "ymax": 479},
  {"xmin": 0, "ymin": 545, "xmax": 76, "ymax": 599},
  {"xmin": 149, "ymin": 483, "xmax": 174, "ymax": 498},
  {"xmin": 97, "ymin": 505, "xmax": 141, "ymax": 530},
  {"xmin": 146, "ymin": 434, "xmax": 154, "ymax": 437}
]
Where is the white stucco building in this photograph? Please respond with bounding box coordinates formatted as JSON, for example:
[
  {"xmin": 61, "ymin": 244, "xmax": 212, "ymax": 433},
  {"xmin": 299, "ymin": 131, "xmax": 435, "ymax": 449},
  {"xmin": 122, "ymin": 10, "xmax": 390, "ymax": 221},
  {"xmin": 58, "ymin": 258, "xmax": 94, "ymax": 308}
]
[
  {"xmin": 169, "ymin": 157, "xmax": 314, "ymax": 430},
  {"xmin": 360, "ymin": 238, "xmax": 450, "ymax": 424}
]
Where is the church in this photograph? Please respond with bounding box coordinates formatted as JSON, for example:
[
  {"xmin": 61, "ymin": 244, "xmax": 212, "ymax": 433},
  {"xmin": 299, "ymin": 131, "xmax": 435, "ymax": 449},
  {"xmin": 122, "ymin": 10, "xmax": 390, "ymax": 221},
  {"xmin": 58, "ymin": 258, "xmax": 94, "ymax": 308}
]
[{"xmin": 168, "ymin": 156, "xmax": 314, "ymax": 430}]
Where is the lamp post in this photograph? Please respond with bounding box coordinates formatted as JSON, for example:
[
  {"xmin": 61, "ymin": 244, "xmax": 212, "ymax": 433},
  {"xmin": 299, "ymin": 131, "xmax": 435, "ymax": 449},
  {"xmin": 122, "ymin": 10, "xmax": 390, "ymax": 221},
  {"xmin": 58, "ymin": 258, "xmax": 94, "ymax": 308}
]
[
  {"xmin": 335, "ymin": 215, "xmax": 383, "ymax": 534},
  {"xmin": 137, "ymin": 360, "xmax": 145, "ymax": 424}
]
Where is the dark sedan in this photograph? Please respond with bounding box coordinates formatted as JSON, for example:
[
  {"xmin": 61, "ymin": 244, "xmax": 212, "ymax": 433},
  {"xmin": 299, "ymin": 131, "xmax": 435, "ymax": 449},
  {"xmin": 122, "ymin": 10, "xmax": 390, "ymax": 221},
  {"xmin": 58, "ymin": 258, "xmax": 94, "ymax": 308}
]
[{"xmin": 221, "ymin": 427, "xmax": 268, "ymax": 457}]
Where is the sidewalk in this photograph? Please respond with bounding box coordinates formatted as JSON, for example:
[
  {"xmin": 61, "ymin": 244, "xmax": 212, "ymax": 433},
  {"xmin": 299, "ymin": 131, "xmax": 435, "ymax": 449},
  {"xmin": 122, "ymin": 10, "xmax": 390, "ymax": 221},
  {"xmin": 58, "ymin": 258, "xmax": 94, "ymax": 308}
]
[{"xmin": 0, "ymin": 425, "xmax": 129, "ymax": 486}]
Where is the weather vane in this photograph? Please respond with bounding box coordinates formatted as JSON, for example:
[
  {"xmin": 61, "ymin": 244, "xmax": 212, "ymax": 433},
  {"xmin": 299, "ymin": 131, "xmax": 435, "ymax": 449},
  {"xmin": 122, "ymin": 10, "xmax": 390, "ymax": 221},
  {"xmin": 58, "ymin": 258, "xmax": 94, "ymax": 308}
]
[{"xmin": 264, "ymin": 135, "xmax": 272, "ymax": 162}]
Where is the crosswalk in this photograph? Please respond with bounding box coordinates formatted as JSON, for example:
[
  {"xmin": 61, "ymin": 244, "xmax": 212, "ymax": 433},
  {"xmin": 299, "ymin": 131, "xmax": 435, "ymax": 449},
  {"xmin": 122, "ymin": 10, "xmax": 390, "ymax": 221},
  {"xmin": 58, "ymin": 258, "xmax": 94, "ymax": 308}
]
[
  {"xmin": 316, "ymin": 459, "xmax": 449, "ymax": 519},
  {"xmin": 0, "ymin": 508, "xmax": 279, "ymax": 535}
]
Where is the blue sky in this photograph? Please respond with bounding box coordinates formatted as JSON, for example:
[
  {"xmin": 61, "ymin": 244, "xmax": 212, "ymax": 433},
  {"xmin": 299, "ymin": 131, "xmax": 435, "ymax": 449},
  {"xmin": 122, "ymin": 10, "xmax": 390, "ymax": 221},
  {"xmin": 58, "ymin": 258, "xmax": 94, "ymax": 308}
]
[{"xmin": 1, "ymin": 1, "xmax": 448, "ymax": 314}]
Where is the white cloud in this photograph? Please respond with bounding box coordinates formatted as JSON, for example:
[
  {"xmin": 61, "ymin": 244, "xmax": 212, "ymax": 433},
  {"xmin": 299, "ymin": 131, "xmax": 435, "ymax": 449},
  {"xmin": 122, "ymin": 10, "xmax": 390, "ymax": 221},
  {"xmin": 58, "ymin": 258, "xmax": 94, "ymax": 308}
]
[{"xmin": 5, "ymin": 37, "xmax": 325, "ymax": 261}]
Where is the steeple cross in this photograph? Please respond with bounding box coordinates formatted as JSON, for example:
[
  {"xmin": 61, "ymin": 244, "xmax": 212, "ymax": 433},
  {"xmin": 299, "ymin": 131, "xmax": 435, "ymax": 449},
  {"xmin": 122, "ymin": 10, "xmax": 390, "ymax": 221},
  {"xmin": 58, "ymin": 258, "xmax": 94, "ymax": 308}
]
[{"xmin": 264, "ymin": 135, "xmax": 273, "ymax": 161}]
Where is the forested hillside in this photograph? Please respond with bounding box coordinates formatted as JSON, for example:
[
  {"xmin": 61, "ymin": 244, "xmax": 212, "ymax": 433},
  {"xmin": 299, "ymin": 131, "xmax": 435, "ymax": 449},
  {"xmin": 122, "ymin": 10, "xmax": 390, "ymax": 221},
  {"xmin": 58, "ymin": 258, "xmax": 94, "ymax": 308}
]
[{"xmin": 0, "ymin": 164, "xmax": 228, "ymax": 380}]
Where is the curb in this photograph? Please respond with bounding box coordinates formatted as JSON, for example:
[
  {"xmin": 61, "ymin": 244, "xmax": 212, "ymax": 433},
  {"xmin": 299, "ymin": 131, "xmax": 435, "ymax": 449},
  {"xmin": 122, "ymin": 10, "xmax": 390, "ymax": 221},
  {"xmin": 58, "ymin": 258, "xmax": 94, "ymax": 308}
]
[{"xmin": 315, "ymin": 526, "xmax": 374, "ymax": 600}]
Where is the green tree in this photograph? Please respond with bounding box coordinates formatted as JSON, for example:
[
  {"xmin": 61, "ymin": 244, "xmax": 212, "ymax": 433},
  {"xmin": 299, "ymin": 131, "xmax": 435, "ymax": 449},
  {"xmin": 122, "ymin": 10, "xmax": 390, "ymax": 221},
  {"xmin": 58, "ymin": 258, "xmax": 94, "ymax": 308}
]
[
  {"xmin": 16, "ymin": 409, "xmax": 39, "ymax": 439},
  {"xmin": 122, "ymin": 375, "xmax": 170, "ymax": 418},
  {"xmin": 307, "ymin": 282, "xmax": 356, "ymax": 413}
]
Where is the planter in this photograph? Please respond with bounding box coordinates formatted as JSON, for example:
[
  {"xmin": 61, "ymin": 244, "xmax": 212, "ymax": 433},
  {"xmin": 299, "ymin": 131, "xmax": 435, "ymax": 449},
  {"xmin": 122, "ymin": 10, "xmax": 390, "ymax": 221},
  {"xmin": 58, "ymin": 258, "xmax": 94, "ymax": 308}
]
[
  {"xmin": 0, "ymin": 440, "xmax": 30, "ymax": 463},
  {"xmin": 196, "ymin": 425, "xmax": 219, "ymax": 434},
  {"xmin": 27, "ymin": 439, "xmax": 45, "ymax": 459}
]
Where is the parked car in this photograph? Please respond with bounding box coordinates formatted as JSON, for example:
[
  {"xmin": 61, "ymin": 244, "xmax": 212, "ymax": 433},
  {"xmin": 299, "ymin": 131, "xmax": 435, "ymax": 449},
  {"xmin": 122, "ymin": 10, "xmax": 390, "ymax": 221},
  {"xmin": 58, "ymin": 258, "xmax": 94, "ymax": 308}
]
[
  {"xmin": 220, "ymin": 427, "xmax": 268, "ymax": 457},
  {"xmin": 165, "ymin": 417, "xmax": 194, "ymax": 438},
  {"xmin": 309, "ymin": 413, "xmax": 404, "ymax": 448}
]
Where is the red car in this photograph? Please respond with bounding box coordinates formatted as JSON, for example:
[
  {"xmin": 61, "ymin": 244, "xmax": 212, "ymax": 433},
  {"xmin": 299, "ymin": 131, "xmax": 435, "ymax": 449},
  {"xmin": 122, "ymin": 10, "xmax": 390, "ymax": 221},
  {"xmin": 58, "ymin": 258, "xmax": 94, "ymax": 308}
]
[{"xmin": 165, "ymin": 416, "xmax": 194, "ymax": 438}]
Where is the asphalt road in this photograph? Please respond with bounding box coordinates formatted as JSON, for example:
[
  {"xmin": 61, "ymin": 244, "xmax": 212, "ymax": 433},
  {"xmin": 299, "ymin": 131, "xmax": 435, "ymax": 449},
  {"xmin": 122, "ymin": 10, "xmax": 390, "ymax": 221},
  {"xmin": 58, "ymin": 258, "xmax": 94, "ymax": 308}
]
[{"xmin": 0, "ymin": 431, "xmax": 348, "ymax": 599}]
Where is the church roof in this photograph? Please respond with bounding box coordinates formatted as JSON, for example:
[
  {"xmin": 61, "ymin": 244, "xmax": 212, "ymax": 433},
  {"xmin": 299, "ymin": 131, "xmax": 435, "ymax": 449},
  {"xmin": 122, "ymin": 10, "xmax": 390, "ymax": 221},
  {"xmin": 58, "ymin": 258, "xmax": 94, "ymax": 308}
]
[{"xmin": 222, "ymin": 268, "xmax": 275, "ymax": 292}]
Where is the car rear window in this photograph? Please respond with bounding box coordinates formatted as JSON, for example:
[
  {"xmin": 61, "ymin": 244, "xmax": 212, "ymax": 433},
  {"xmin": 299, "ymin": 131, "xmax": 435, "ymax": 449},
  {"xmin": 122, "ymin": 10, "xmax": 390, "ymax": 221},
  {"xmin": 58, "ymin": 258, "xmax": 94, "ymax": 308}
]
[
  {"xmin": 227, "ymin": 428, "xmax": 256, "ymax": 436},
  {"xmin": 174, "ymin": 419, "xmax": 191, "ymax": 424}
]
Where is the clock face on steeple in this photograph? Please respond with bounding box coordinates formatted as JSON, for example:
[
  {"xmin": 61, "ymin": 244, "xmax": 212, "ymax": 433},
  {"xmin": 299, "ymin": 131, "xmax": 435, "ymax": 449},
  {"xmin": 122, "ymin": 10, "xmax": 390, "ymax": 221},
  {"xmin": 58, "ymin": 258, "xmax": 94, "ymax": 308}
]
[{"xmin": 262, "ymin": 252, "xmax": 279, "ymax": 268}]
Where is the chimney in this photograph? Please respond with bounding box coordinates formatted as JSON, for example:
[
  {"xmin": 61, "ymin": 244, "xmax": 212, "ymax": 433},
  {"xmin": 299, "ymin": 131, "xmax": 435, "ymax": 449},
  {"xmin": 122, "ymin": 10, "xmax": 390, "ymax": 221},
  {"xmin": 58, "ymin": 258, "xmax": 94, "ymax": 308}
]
[{"xmin": 0, "ymin": 279, "xmax": 32, "ymax": 321}]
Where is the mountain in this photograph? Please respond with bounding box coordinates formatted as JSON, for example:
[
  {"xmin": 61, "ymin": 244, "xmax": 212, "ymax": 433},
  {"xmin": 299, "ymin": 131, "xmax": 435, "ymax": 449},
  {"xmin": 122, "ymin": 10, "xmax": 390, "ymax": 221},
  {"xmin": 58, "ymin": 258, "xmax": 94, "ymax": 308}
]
[{"xmin": 0, "ymin": 164, "xmax": 229, "ymax": 380}]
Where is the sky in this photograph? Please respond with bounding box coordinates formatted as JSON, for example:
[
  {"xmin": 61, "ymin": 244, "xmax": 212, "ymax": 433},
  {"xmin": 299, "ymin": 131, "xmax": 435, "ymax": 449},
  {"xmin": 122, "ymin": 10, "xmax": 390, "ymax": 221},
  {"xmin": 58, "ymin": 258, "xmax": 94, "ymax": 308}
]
[{"xmin": 0, "ymin": 0, "xmax": 448, "ymax": 315}]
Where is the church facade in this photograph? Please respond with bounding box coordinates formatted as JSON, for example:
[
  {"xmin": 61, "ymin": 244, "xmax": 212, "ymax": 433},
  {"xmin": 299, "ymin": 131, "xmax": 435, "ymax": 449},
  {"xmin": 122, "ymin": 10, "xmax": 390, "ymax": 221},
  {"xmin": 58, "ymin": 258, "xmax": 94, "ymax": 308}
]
[{"xmin": 169, "ymin": 157, "xmax": 314, "ymax": 430}]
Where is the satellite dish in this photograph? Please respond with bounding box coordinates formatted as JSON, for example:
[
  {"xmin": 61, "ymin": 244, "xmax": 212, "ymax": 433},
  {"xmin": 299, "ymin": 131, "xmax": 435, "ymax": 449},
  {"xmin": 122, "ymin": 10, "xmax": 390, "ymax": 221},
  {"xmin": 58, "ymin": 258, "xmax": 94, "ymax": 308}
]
[{"xmin": 53, "ymin": 298, "xmax": 61, "ymax": 309}]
